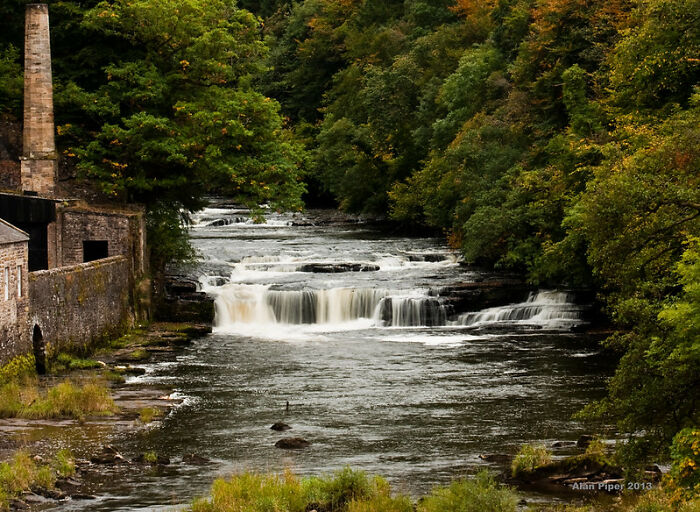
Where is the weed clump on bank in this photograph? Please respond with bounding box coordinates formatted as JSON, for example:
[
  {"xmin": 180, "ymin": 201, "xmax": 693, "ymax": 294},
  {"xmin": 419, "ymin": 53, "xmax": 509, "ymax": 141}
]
[
  {"xmin": 512, "ymin": 444, "xmax": 553, "ymax": 476},
  {"xmin": 187, "ymin": 468, "xmax": 517, "ymax": 512},
  {"xmin": 0, "ymin": 449, "xmax": 75, "ymax": 509},
  {"xmin": 0, "ymin": 378, "xmax": 117, "ymax": 420}
]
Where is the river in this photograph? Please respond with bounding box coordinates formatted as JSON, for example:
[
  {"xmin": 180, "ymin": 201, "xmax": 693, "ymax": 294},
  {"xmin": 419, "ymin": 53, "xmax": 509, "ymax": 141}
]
[{"xmin": 57, "ymin": 205, "xmax": 613, "ymax": 510}]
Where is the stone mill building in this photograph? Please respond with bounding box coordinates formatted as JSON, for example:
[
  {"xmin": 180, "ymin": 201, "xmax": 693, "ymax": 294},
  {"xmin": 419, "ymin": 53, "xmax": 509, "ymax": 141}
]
[{"xmin": 0, "ymin": 4, "xmax": 148, "ymax": 371}]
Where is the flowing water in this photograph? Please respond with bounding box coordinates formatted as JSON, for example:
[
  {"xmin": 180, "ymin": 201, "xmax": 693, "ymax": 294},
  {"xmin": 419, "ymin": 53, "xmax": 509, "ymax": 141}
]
[{"xmin": 54, "ymin": 206, "xmax": 613, "ymax": 511}]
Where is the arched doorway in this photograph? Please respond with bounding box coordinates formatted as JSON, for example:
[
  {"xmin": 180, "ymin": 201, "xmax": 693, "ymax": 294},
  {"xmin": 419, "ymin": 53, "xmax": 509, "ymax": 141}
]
[{"xmin": 32, "ymin": 325, "xmax": 46, "ymax": 375}]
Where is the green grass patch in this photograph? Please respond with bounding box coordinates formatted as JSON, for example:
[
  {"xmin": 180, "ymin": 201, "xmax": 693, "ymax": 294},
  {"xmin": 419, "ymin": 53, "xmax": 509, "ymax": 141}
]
[
  {"xmin": 139, "ymin": 407, "xmax": 164, "ymax": 423},
  {"xmin": 512, "ymin": 444, "xmax": 553, "ymax": 477},
  {"xmin": 0, "ymin": 378, "xmax": 117, "ymax": 420},
  {"xmin": 143, "ymin": 451, "xmax": 158, "ymax": 464},
  {"xmin": 51, "ymin": 353, "xmax": 103, "ymax": 373},
  {"xmin": 186, "ymin": 468, "xmax": 517, "ymax": 512},
  {"xmin": 0, "ymin": 449, "xmax": 75, "ymax": 509},
  {"xmin": 123, "ymin": 349, "xmax": 150, "ymax": 362},
  {"xmin": 420, "ymin": 471, "xmax": 518, "ymax": 512}
]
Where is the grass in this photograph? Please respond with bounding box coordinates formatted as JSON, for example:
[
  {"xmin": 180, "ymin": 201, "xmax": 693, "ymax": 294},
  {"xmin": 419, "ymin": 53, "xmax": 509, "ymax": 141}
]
[
  {"xmin": 186, "ymin": 468, "xmax": 518, "ymax": 512},
  {"xmin": 139, "ymin": 407, "xmax": 164, "ymax": 423},
  {"xmin": 532, "ymin": 486, "xmax": 700, "ymax": 512},
  {"xmin": 143, "ymin": 451, "xmax": 159, "ymax": 464},
  {"xmin": 0, "ymin": 449, "xmax": 75, "ymax": 510},
  {"xmin": 0, "ymin": 378, "xmax": 117, "ymax": 420},
  {"xmin": 512, "ymin": 444, "xmax": 553, "ymax": 477},
  {"xmin": 52, "ymin": 353, "xmax": 103, "ymax": 372}
]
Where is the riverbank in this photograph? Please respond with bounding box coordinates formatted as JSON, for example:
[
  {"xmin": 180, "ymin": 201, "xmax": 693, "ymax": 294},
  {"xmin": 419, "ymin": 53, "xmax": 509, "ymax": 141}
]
[{"xmin": 0, "ymin": 321, "xmax": 211, "ymax": 509}]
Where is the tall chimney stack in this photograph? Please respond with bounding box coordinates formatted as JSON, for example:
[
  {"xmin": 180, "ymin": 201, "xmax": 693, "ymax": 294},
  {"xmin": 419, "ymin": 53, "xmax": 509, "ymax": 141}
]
[{"xmin": 20, "ymin": 3, "xmax": 57, "ymax": 196}]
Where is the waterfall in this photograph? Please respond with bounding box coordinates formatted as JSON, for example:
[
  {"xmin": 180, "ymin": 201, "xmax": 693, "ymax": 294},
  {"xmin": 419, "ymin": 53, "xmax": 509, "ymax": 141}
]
[
  {"xmin": 374, "ymin": 297, "xmax": 447, "ymax": 327},
  {"xmin": 455, "ymin": 290, "xmax": 585, "ymax": 330},
  {"xmin": 212, "ymin": 284, "xmax": 449, "ymax": 328}
]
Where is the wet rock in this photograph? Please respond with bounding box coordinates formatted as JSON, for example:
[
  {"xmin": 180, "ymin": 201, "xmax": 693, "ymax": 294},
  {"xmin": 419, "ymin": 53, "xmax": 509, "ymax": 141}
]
[
  {"xmin": 298, "ymin": 263, "xmax": 380, "ymax": 273},
  {"xmin": 56, "ymin": 478, "xmax": 82, "ymax": 492},
  {"xmin": 577, "ymin": 435, "xmax": 595, "ymax": 449},
  {"xmin": 133, "ymin": 453, "xmax": 170, "ymax": 465},
  {"xmin": 32, "ymin": 488, "xmax": 66, "ymax": 500},
  {"xmin": 406, "ymin": 253, "xmax": 446, "ymax": 262},
  {"xmin": 183, "ymin": 453, "xmax": 211, "ymax": 465},
  {"xmin": 478, "ymin": 454, "xmax": 511, "ymax": 464},
  {"xmin": 91, "ymin": 445, "xmax": 128, "ymax": 464},
  {"xmin": 434, "ymin": 279, "xmax": 532, "ymax": 314},
  {"xmin": 275, "ymin": 437, "xmax": 311, "ymax": 449},
  {"xmin": 552, "ymin": 441, "xmax": 577, "ymax": 448},
  {"xmin": 9, "ymin": 498, "xmax": 29, "ymax": 509},
  {"xmin": 271, "ymin": 422, "xmax": 291, "ymax": 431},
  {"xmin": 71, "ymin": 494, "xmax": 97, "ymax": 500},
  {"xmin": 156, "ymin": 275, "xmax": 215, "ymax": 323},
  {"xmin": 114, "ymin": 365, "xmax": 146, "ymax": 376}
]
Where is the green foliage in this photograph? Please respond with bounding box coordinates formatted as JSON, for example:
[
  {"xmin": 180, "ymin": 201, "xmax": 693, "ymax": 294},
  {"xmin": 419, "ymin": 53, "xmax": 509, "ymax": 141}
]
[
  {"xmin": 608, "ymin": 0, "xmax": 700, "ymax": 110},
  {"xmin": 0, "ymin": 355, "xmax": 36, "ymax": 385},
  {"xmin": 0, "ymin": 378, "xmax": 117, "ymax": 420},
  {"xmin": 670, "ymin": 428, "xmax": 700, "ymax": 494},
  {"xmin": 0, "ymin": 45, "xmax": 22, "ymax": 116},
  {"xmin": 186, "ymin": 468, "xmax": 516, "ymax": 512},
  {"xmin": 53, "ymin": 449, "xmax": 76, "ymax": 479},
  {"xmin": 139, "ymin": 407, "xmax": 163, "ymax": 423},
  {"xmin": 511, "ymin": 444, "xmax": 553, "ymax": 476},
  {"xmin": 419, "ymin": 471, "xmax": 518, "ymax": 512},
  {"xmin": 52, "ymin": 353, "xmax": 102, "ymax": 372},
  {"xmin": 143, "ymin": 451, "xmax": 159, "ymax": 464},
  {"xmin": 0, "ymin": 449, "xmax": 77, "ymax": 509}
]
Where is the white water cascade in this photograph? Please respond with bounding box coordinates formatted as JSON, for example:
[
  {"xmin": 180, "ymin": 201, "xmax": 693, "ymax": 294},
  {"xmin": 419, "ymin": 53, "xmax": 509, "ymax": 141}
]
[
  {"xmin": 455, "ymin": 290, "xmax": 586, "ymax": 330},
  {"xmin": 211, "ymin": 284, "xmax": 450, "ymax": 328}
]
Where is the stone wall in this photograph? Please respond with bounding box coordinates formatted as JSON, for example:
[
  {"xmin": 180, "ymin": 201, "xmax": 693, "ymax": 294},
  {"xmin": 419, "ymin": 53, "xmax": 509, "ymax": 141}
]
[
  {"xmin": 28, "ymin": 255, "xmax": 133, "ymax": 354},
  {"xmin": 53, "ymin": 206, "xmax": 147, "ymax": 275},
  {"xmin": 0, "ymin": 241, "xmax": 30, "ymax": 365}
]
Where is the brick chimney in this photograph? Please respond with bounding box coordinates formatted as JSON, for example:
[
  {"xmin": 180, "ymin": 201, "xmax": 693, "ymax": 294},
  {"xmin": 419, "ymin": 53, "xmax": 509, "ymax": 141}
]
[{"xmin": 20, "ymin": 3, "xmax": 57, "ymax": 196}]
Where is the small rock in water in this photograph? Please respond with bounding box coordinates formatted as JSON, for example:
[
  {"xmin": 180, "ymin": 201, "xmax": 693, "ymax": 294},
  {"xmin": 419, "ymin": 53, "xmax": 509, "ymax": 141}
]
[
  {"xmin": 183, "ymin": 453, "xmax": 211, "ymax": 465},
  {"xmin": 275, "ymin": 437, "xmax": 311, "ymax": 449},
  {"xmin": 91, "ymin": 445, "xmax": 127, "ymax": 464},
  {"xmin": 552, "ymin": 441, "xmax": 577, "ymax": 448},
  {"xmin": 478, "ymin": 454, "xmax": 511, "ymax": 463},
  {"xmin": 271, "ymin": 422, "xmax": 291, "ymax": 431}
]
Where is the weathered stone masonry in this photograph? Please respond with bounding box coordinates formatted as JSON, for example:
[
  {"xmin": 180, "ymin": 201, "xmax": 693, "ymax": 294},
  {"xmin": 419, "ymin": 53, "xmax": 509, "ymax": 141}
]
[
  {"xmin": 20, "ymin": 3, "xmax": 57, "ymax": 196},
  {"xmin": 0, "ymin": 232, "xmax": 30, "ymax": 363},
  {"xmin": 28, "ymin": 256, "xmax": 133, "ymax": 355}
]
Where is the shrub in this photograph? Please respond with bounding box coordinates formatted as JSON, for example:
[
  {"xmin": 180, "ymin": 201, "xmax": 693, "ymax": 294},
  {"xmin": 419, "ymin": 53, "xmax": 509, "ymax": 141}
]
[
  {"xmin": 0, "ymin": 379, "xmax": 116, "ymax": 420},
  {"xmin": 512, "ymin": 444, "xmax": 552, "ymax": 476},
  {"xmin": 52, "ymin": 353, "xmax": 103, "ymax": 372},
  {"xmin": 53, "ymin": 449, "xmax": 75, "ymax": 478},
  {"xmin": 670, "ymin": 428, "xmax": 700, "ymax": 494},
  {"xmin": 419, "ymin": 471, "xmax": 518, "ymax": 512}
]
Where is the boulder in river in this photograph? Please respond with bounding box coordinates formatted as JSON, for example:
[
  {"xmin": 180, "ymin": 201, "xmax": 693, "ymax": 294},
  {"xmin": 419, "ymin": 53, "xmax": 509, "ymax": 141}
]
[
  {"xmin": 275, "ymin": 437, "xmax": 311, "ymax": 449},
  {"xmin": 271, "ymin": 422, "xmax": 292, "ymax": 431}
]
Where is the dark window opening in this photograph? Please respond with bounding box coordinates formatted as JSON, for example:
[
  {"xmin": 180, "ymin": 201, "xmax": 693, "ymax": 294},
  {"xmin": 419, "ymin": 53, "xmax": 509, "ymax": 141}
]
[{"xmin": 83, "ymin": 240, "xmax": 109, "ymax": 262}]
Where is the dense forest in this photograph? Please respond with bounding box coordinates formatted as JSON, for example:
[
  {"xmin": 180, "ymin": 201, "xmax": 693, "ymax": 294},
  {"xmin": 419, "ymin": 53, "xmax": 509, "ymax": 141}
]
[{"xmin": 0, "ymin": 0, "xmax": 698, "ymax": 494}]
